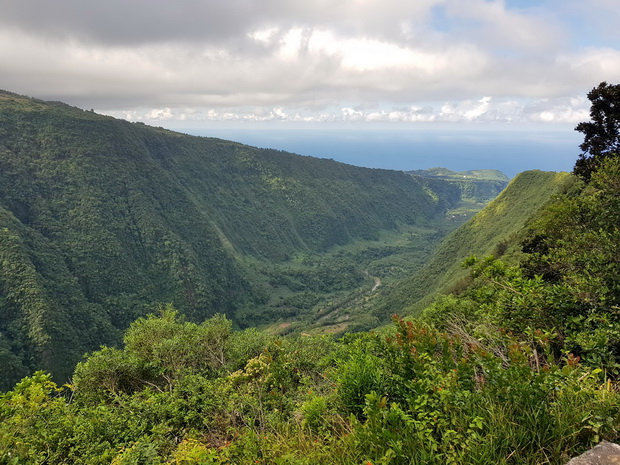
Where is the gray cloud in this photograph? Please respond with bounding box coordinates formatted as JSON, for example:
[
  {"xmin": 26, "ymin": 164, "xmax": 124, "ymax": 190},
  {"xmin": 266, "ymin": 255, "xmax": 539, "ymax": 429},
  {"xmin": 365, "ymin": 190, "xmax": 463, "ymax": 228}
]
[
  {"xmin": 1, "ymin": 0, "xmax": 619, "ymax": 124},
  {"xmin": 1, "ymin": 0, "xmax": 269, "ymax": 45},
  {"xmin": 0, "ymin": 0, "xmax": 436, "ymax": 46}
]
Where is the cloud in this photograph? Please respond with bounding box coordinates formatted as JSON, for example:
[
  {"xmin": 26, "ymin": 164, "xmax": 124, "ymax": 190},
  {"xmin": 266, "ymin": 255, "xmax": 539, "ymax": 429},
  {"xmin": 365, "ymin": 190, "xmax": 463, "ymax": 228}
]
[
  {"xmin": 0, "ymin": 0, "xmax": 618, "ymax": 124},
  {"xmin": 442, "ymin": 0, "xmax": 567, "ymax": 54},
  {"xmin": 0, "ymin": 0, "xmax": 441, "ymax": 46},
  {"xmin": 559, "ymin": 48, "xmax": 620, "ymax": 81},
  {"xmin": 0, "ymin": 0, "xmax": 268, "ymax": 45},
  {"xmin": 102, "ymin": 94, "xmax": 590, "ymax": 126}
]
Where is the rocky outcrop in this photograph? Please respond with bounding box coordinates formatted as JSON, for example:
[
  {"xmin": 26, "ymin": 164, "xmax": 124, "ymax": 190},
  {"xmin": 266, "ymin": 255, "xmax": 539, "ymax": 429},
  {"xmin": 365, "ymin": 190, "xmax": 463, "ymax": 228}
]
[{"xmin": 567, "ymin": 441, "xmax": 620, "ymax": 465}]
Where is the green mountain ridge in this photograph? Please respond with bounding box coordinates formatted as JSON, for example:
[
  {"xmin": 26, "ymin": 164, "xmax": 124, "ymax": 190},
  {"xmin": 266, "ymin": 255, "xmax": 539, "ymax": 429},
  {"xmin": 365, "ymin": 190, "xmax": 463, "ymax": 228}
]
[
  {"xmin": 3, "ymin": 85, "xmax": 620, "ymax": 465},
  {"xmin": 367, "ymin": 169, "xmax": 577, "ymax": 317},
  {"xmin": 409, "ymin": 167, "xmax": 510, "ymax": 182},
  {"xmin": 408, "ymin": 167, "xmax": 511, "ymax": 210},
  {"xmin": 0, "ymin": 90, "xmax": 475, "ymax": 385}
]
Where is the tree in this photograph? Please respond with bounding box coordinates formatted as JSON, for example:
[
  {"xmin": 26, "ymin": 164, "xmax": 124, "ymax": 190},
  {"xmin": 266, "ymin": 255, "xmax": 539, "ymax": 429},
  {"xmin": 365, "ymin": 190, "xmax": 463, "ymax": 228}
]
[{"xmin": 574, "ymin": 82, "xmax": 620, "ymax": 181}]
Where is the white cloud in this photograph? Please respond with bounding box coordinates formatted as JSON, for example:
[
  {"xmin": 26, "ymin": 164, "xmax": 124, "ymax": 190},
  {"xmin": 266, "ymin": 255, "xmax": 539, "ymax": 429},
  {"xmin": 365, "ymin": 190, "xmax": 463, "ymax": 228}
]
[
  {"xmin": 523, "ymin": 97, "xmax": 590, "ymax": 124},
  {"xmin": 102, "ymin": 94, "xmax": 590, "ymax": 126},
  {"xmin": 0, "ymin": 0, "xmax": 617, "ymax": 128},
  {"xmin": 146, "ymin": 108, "xmax": 174, "ymax": 120},
  {"xmin": 559, "ymin": 48, "xmax": 620, "ymax": 82}
]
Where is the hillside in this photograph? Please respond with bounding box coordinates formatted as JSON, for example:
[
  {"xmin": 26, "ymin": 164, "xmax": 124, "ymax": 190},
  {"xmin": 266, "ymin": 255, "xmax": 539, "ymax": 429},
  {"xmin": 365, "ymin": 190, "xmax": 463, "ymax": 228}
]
[
  {"xmin": 3, "ymin": 84, "xmax": 620, "ymax": 465},
  {"xmin": 407, "ymin": 168, "xmax": 510, "ymax": 199},
  {"xmin": 0, "ymin": 91, "xmax": 470, "ymax": 385},
  {"xmin": 367, "ymin": 170, "xmax": 577, "ymax": 316},
  {"xmin": 409, "ymin": 167, "xmax": 511, "ymax": 218},
  {"xmin": 4, "ymin": 159, "xmax": 620, "ymax": 465},
  {"xmin": 409, "ymin": 167, "xmax": 510, "ymax": 182}
]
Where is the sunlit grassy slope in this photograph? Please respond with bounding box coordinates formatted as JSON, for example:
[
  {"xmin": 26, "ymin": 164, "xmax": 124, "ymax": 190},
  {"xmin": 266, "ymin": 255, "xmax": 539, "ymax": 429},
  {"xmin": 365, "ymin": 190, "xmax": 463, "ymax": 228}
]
[{"xmin": 369, "ymin": 170, "xmax": 578, "ymax": 316}]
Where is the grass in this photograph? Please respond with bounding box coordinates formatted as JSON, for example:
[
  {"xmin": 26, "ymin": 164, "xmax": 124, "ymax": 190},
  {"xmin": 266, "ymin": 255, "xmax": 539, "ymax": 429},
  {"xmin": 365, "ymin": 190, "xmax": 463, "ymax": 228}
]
[
  {"xmin": 365, "ymin": 170, "xmax": 578, "ymax": 318},
  {"xmin": 241, "ymin": 216, "xmax": 474, "ymax": 335}
]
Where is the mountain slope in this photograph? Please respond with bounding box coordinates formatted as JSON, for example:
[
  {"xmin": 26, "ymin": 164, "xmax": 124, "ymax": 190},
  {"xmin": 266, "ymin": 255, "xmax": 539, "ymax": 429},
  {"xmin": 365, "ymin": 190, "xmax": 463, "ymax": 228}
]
[
  {"xmin": 408, "ymin": 167, "xmax": 511, "ymax": 216},
  {"xmin": 0, "ymin": 90, "xmax": 463, "ymax": 385},
  {"xmin": 368, "ymin": 170, "xmax": 577, "ymax": 316}
]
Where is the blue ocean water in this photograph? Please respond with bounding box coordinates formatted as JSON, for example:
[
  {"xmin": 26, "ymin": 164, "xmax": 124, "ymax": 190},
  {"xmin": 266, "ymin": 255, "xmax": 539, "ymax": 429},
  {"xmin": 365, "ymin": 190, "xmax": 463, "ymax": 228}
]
[{"xmin": 177, "ymin": 124, "xmax": 581, "ymax": 178}]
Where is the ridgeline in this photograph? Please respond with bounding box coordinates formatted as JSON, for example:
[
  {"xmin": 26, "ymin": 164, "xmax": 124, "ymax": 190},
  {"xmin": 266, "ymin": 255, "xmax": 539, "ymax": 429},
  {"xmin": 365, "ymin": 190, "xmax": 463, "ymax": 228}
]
[
  {"xmin": 0, "ymin": 91, "xmax": 483, "ymax": 384},
  {"xmin": 3, "ymin": 86, "xmax": 620, "ymax": 464}
]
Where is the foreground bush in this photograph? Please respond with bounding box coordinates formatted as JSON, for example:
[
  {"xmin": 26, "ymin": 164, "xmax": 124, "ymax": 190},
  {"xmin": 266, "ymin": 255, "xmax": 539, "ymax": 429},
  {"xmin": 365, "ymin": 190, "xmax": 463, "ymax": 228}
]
[{"xmin": 2, "ymin": 313, "xmax": 619, "ymax": 464}]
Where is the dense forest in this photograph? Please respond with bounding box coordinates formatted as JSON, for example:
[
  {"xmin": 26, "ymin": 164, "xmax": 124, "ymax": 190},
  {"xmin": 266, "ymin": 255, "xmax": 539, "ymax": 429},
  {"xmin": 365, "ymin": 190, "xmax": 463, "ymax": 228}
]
[
  {"xmin": 0, "ymin": 90, "xmax": 507, "ymax": 386},
  {"xmin": 2, "ymin": 82, "xmax": 620, "ymax": 464}
]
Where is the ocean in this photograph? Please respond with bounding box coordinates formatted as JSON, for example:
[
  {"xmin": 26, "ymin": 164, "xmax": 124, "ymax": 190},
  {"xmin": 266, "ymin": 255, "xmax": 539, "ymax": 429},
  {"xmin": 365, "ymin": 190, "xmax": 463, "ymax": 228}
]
[{"xmin": 174, "ymin": 123, "xmax": 581, "ymax": 178}]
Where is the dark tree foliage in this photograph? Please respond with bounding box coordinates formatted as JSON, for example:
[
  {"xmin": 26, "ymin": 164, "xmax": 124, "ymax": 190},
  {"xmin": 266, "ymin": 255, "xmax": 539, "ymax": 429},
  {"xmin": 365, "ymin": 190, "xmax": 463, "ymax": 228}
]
[
  {"xmin": 0, "ymin": 90, "xmax": 468, "ymax": 386},
  {"xmin": 574, "ymin": 82, "xmax": 620, "ymax": 181}
]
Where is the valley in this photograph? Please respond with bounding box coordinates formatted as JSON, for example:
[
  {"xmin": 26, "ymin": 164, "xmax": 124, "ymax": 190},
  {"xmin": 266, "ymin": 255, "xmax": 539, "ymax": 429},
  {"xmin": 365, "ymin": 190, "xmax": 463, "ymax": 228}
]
[
  {"xmin": 0, "ymin": 90, "xmax": 506, "ymax": 386},
  {"xmin": 3, "ymin": 85, "xmax": 620, "ymax": 464}
]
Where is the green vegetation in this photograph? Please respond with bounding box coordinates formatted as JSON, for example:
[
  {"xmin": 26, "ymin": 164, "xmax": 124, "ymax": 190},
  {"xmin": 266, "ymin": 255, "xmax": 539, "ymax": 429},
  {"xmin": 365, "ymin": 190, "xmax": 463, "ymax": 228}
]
[
  {"xmin": 366, "ymin": 169, "xmax": 576, "ymax": 317},
  {"xmin": 410, "ymin": 167, "xmax": 510, "ymax": 182},
  {"xmin": 0, "ymin": 90, "xmax": 490, "ymax": 387},
  {"xmin": 574, "ymin": 82, "xmax": 620, "ymax": 181},
  {"xmin": 4, "ymin": 157, "xmax": 618, "ymax": 465},
  {"xmin": 1, "ymin": 310, "xmax": 618, "ymax": 464},
  {"xmin": 408, "ymin": 167, "xmax": 510, "ymax": 218},
  {"xmin": 422, "ymin": 157, "xmax": 620, "ymax": 374},
  {"xmin": 408, "ymin": 168, "xmax": 510, "ymax": 205},
  {"xmin": 245, "ymin": 221, "xmax": 462, "ymax": 336},
  {"xmin": 408, "ymin": 167, "xmax": 510, "ymax": 199},
  {"xmin": 3, "ymin": 83, "xmax": 620, "ymax": 463}
]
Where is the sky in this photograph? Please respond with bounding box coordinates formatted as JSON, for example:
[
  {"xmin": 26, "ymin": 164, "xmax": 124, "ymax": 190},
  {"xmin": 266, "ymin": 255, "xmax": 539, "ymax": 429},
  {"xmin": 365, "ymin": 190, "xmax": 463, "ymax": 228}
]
[{"xmin": 2, "ymin": 0, "xmax": 620, "ymax": 175}]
